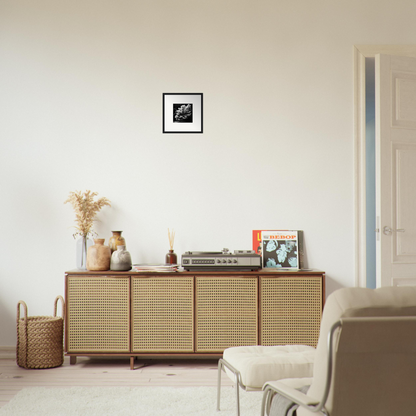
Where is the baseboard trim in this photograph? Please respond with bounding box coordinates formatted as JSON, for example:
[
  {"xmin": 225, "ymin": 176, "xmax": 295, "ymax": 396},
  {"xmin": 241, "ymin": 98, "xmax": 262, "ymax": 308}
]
[{"xmin": 0, "ymin": 346, "xmax": 15, "ymax": 359}]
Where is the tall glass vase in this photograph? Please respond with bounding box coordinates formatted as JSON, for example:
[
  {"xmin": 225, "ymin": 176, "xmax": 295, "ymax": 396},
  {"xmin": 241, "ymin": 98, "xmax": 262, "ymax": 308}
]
[{"xmin": 76, "ymin": 236, "xmax": 93, "ymax": 270}]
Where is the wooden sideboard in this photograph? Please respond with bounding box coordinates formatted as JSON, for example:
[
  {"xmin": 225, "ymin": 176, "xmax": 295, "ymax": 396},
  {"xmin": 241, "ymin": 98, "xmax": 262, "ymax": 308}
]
[{"xmin": 65, "ymin": 270, "xmax": 325, "ymax": 369}]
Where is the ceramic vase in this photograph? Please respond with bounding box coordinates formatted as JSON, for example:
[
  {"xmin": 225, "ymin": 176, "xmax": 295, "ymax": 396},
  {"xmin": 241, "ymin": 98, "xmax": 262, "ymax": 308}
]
[
  {"xmin": 165, "ymin": 249, "xmax": 177, "ymax": 265},
  {"xmin": 86, "ymin": 239, "xmax": 111, "ymax": 271},
  {"xmin": 76, "ymin": 237, "xmax": 93, "ymax": 270},
  {"xmin": 110, "ymin": 245, "xmax": 132, "ymax": 271},
  {"xmin": 109, "ymin": 231, "xmax": 126, "ymax": 253}
]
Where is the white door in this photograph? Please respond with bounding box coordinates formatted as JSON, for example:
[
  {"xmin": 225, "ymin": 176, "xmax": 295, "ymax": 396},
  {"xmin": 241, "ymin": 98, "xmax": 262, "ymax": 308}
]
[{"xmin": 376, "ymin": 54, "xmax": 416, "ymax": 287}]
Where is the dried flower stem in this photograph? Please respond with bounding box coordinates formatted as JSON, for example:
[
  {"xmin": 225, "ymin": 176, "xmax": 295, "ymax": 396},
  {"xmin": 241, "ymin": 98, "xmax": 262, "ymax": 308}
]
[
  {"xmin": 168, "ymin": 228, "xmax": 175, "ymax": 250},
  {"xmin": 64, "ymin": 190, "xmax": 111, "ymax": 239}
]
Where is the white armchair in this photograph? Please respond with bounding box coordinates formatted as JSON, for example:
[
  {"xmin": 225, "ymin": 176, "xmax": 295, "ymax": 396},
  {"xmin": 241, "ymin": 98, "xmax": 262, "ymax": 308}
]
[{"xmin": 261, "ymin": 286, "xmax": 416, "ymax": 416}]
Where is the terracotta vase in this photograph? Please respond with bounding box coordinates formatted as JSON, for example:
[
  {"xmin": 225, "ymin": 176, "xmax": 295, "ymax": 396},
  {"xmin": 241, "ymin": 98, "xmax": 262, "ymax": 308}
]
[
  {"xmin": 86, "ymin": 239, "xmax": 111, "ymax": 271},
  {"xmin": 110, "ymin": 246, "xmax": 132, "ymax": 271},
  {"xmin": 108, "ymin": 231, "xmax": 126, "ymax": 253}
]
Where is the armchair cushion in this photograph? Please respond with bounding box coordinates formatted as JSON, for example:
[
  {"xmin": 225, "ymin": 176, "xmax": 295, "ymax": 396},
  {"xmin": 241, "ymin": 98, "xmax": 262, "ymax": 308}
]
[{"xmin": 223, "ymin": 345, "xmax": 315, "ymax": 389}]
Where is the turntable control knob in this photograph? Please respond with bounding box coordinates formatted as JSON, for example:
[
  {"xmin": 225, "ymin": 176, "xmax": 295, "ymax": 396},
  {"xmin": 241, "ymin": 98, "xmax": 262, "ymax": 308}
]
[{"xmin": 222, "ymin": 248, "xmax": 229, "ymax": 254}]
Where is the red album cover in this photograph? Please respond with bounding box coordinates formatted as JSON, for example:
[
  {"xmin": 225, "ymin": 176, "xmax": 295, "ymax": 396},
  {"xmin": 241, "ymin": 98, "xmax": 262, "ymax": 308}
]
[{"xmin": 252, "ymin": 230, "xmax": 263, "ymax": 255}]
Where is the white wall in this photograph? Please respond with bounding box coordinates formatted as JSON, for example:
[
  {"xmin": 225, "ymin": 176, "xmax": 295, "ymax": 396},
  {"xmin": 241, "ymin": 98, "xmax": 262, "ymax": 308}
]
[{"xmin": 1, "ymin": 0, "xmax": 416, "ymax": 346}]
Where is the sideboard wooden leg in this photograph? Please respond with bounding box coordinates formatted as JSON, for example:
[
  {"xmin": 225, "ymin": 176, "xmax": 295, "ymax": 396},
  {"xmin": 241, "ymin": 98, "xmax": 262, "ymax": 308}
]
[
  {"xmin": 70, "ymin": 356, "xmax": 77, "ymax": 365},
  {"xmin": 130, "ymin": 356, "xmax": 135, "ymax": 370}
]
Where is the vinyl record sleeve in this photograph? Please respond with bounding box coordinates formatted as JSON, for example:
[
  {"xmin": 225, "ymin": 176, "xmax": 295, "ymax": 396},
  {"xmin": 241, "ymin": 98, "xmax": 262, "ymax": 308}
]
[{"xmin": 253, "ymin": 230, "xmax": 304, "ymax": 269}]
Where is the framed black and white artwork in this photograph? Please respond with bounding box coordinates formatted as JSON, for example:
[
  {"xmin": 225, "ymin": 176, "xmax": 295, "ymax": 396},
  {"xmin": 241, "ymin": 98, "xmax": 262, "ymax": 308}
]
[{"xmin": 163, "ymin": 93, "xmax": 203, "ymax": 133}]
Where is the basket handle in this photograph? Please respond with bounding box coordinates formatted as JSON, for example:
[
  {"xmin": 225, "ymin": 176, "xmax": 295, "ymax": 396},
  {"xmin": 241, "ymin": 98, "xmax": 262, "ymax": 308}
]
[
  {"xmin": 17, "ymin": 300, "xmax": 28, "ymax": 323},
  {"xmin": 53, "ymin": 295, "xmax": 65, "ymax": 320},
  {"xmin": 16, "ymin": 300, "xmax": 28, "ymax": 368}
]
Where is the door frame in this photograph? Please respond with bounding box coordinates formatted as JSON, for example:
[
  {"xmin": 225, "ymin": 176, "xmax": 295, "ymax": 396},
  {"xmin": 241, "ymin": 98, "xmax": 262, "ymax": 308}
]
[{"xmin": 353, "ymin": 45, "xmax": 416, "ymax": 288}]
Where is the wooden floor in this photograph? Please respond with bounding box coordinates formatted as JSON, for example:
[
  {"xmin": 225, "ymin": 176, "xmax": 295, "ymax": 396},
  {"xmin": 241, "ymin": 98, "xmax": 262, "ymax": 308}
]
[{"xmin": 0, "ymin": 354, "xmax": 234, "ymax": 408}]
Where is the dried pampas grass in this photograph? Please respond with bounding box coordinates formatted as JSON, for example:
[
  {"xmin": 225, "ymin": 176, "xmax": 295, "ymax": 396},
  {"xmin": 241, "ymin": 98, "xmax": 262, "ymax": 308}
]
[{"xmin": 64, "ymin": 190, "xmax": 111, "ymax": 238}]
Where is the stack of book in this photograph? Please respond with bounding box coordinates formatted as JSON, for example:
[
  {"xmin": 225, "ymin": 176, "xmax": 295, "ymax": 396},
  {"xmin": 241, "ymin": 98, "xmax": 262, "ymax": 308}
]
[{"xmin": 131, "ymin": 264, "xmax": 179, "ymax": 272}]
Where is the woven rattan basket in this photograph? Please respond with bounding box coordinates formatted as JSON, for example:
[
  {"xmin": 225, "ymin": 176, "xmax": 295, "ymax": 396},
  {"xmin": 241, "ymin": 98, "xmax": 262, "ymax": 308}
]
[{"xmin": 16, "ymin": 295, "xmax": 65, "ymax": 369}]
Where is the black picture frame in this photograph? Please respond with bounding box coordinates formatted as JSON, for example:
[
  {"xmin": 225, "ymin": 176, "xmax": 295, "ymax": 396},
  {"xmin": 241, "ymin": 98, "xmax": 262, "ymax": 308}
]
[{"xmin": 163, "ymin": 93, "xmax": 203, "ymax": 133}]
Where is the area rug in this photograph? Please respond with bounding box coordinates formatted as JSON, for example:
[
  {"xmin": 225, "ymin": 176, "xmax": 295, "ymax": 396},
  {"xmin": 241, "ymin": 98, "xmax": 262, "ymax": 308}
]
[{"xmin": 0, "ymin": 386, "xmax": 263, "ymax": 416}]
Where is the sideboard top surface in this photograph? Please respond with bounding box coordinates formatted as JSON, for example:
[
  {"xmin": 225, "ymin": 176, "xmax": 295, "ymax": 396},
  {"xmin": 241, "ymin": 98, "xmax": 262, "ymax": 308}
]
[{"xmin": 65, "ymin": 269, "xmax": 325, "ymax": 277}]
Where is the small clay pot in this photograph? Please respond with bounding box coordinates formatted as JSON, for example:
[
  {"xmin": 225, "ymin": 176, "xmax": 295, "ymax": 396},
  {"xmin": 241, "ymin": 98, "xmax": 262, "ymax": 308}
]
[
  {"xmin": 86, "ymin": 239, "xmax": 111, "ymax": 271},
  {"xmin": 108, "ymin": 231, "xmax": 126, "ymax": 253}
]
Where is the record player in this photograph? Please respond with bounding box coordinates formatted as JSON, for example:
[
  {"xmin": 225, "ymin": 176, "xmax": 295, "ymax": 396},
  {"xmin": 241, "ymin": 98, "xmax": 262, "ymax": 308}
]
[{"xmin": 181, "ymin": 248, "xmax": 261, "ymax": 271}]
